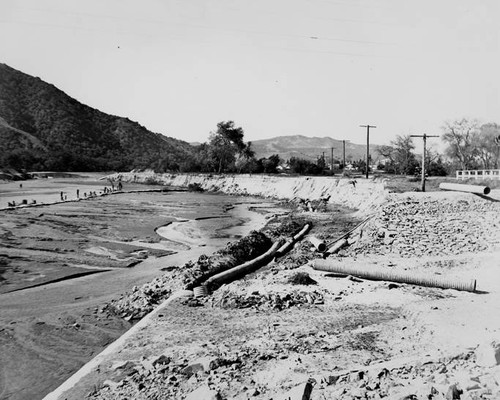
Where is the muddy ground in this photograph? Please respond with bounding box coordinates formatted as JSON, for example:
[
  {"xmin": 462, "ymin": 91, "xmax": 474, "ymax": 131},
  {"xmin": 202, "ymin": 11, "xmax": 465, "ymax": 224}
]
[
  {"xmin": 54, "ymin": 190, "xmax": 500, "ymax": 400},
  {"xmin": 0, "ymin": 189, "xmax": 279, "ymax": 400}
]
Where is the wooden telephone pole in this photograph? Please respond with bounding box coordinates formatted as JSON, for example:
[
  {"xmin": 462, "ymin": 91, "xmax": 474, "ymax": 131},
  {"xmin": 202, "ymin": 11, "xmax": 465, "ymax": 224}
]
[
  {"xmin": 330, "ymin": 147, "xmax": 334, "ymax": 173},
  {"xmin": 410, "ymin": 133, "xmax": 439, "ymax": 192},
  {"xmin": 360, "ymin": 125, "xmax": 376, "ymax": 179},
  {"xmin": 342, "ymin": 140, "xmax": 346, "ymax": 171}
]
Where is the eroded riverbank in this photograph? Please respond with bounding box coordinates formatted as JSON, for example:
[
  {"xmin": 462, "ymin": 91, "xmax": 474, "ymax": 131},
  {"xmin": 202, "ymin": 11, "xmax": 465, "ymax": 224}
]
[
  {"xmin": 44, "ymin": 175, "xmax": 500, "ymax": 400},
  {"xmin": 0, "ymin": 187, "xmax": 281, "ymax": 400}
]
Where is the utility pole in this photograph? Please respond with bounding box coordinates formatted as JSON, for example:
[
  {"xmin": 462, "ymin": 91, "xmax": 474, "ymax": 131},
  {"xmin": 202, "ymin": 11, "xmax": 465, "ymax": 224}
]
[
  {"xmin": 342, "ymin": 140, "xmax": 346, "ymax": 170},
  {"xmin": 330, "ymin": 147, "xmax": 334, "ymax": 173},
  {"xmin": 410, "ymin": 133, "xmax": 439, "ymax": 192},
  {"xmin": 360, "ymin": 125, "xmax": 376, "ymax": 179}
]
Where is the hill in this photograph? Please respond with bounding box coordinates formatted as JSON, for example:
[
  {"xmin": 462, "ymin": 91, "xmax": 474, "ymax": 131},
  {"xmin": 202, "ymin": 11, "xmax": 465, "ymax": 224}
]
[
  {"xmin": 251, "ymin": 135, "xmax": 381, "ymax": 163},
  {"xmin": 0, "ymin": 63, "xmax": 194, "ymax": 172}
]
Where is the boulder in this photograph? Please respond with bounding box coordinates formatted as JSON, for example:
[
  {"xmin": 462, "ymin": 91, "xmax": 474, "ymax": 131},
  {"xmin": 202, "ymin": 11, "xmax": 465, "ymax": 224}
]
[
  {"xmin": 181, "ymin": 357, "xmax": 220, "ymax": 376},
  {"xmin": 445, "ymin": 383, "xmax": 463, "ymax": 400},
  {"xmin": 279, "ymin": 381, "xmax": 313, "ymax": 400},
  {"xmin": 475, "ymin": 341, "xmax": 500, "ymax": 367},
  {"xmin": 185, "ymin": 385, "xmax": 222, "ymax": 400}
]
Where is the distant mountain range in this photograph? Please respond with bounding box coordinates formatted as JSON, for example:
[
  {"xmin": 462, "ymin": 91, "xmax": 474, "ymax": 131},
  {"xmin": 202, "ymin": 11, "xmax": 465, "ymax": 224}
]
[
  {"xmin": 251, "ymin": 135, "xmax": 380, "ymax": 163},
  {"xmin": 0, "ymin": 63, "xmax": 381, "ymax": 173},
  {"xmin": 0, "ymin": 63, "xmax": 193, "ymax": 171}
]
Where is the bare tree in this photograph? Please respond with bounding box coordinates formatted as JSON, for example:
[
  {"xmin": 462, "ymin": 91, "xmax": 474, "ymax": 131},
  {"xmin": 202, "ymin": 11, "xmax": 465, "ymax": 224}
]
[
  {"xmin": 442, "ymin": 119, "xmax": 480, "ymax": 170},
  {"xmin": 477, "ymin": 123, "xmax": 500, "ymax": 168}
]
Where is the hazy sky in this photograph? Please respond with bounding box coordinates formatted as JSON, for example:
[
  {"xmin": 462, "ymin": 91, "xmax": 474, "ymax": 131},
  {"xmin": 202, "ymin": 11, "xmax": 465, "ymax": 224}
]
[{"xmin": 1, "ymin": 0, "xmax": 498, "ymax": 147}]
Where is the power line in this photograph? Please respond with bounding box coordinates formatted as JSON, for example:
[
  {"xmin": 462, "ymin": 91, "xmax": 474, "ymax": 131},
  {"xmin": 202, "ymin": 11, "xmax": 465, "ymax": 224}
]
[
  {"xmin": 1, "ymin": 18, "xmax": 398, "ymax": 60},
  {"xmin": 10, "ymin": 6, "xmax": 397, "ymax": 46}
]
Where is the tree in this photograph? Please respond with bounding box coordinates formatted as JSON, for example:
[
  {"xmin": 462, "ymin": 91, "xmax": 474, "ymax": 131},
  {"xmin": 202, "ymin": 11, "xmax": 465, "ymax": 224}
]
[
  {"xmin": 260, "ymin": 154, "xmax": 281, "ymax": 173},
  {"xmin": 477, "ymin": 123, "xmax": 500, "ymax": 169},
  {"xmin": 442, "ymin": 119, "xmax": 480, "ymax": 170},
  {"xmin": 208, "ymin": 121, "xmax": 249, "ymax": 173},
  {"xmin": 289, "ymin": 157, "xmax": 322, "ymax": 175},
  {"xmin": 316, "ymin": 154, "xmax": 327, "ymax": 172},
  {"xmin": 235, "ymin": 141, "xmax": 256, "ymax": 173},
  {"xmin": 377, "ymin": 134, "xmax": 418, "ymax": 175},
  {"xmin": 426, "ymin": 153, "xmax": 449, "ymax": 176}
]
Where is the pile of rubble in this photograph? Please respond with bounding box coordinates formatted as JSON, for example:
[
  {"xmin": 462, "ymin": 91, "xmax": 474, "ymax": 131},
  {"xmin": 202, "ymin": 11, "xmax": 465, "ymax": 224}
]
[
  {"xmin": 183, "ymin": 230, "xmax": 272, "ymax": 289},
  {"xmin": 104, "ymin": 275, "xmax": 179, "ymax": 321},
  {"xmin": 206, "ymin": 289, "xmax": 325, "ymax": 311},
  {"xmin": 105, "ymin": 231, "xmax": 273, "ymax": 321},
  {"xmin": 346, "ymin": 196, "xmax": 500, "ymax": 258},
  {"xmin": 88, "ymin": 335, "xmax": 500, "ymax": 400},
  {"xmin": 318, "ymin": 343, "xmax": 500, "ymax": 400},
  {"xmin": 86, "ymin": 192, "xmax": 500, "ymax": 400}
]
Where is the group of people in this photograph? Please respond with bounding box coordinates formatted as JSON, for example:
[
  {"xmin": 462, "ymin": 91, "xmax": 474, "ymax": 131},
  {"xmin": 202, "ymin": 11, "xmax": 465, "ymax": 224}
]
[{"xmin": 6, "ymin": 180, "xmax": 125, "ymax": 208}]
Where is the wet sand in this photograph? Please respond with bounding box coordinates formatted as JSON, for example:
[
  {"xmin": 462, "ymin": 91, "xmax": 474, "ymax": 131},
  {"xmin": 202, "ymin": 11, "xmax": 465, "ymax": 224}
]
[{"xmin": 0, "ymin": 181, "xmax": 277, "ymax": 400}]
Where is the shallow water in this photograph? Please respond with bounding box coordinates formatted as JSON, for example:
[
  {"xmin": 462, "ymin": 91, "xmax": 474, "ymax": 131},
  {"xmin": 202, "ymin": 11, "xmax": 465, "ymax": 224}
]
[
  {"xmin": 1, "ymin": 181, "xmax": 276, "ymax": 293},
  {"xmin": 0, "ymin": 177, "xmax": 280, "ymax": 400}
]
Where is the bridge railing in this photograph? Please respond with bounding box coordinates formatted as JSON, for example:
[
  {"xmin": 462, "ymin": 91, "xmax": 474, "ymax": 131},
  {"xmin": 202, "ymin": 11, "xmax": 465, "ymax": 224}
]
[{"xmin": 456, "ymin": 169, "xmax": 500, "ymax": 180}]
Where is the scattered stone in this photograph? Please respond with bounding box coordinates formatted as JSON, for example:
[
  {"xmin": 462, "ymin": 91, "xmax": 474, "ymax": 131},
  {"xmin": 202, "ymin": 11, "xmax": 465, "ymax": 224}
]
[
  {"xmin": 445, "ymin": 383, "xmax": 463, "ymax": 399},
  {"xmin": 487, "ymin": 366, "xmax": 500, "ymax": 389},
  {"xmin": 345, "ymin": 197, "xmax": 500, "ymax": 258},
  {"xmin": 279, "ymin": 381, "xmax": 313, "ymax": 400},
  {"xmin": 181, "ymin": 362, "xmax": 205, "ymax": 377},
  {"xmin": 185, "ymin": 384, "xmax": 222, "ymax": 400},
  {"xmin": 475, "ymin": 341, "xmax": 500, "ymax": 367},
  {"xmin": 151, "ymin": 354, "xmax": 171, "ymax": 367},
  {"xmin": 209, "ymin": 289, "xmax": 324, "ymax": 311},
  {"xmin": 288, "ymin": 272, "xmax": 317, "ymax": 286}
]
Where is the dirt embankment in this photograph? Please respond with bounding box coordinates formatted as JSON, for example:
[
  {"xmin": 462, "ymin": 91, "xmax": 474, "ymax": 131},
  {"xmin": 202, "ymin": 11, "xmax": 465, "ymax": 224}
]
[
  {"xmin": 107, "ymin": 172, "xmax": 388, "ymax": 214},
  {"xmin": 50, "ymin": 184, "xmax": 500, "ymax": 400}
]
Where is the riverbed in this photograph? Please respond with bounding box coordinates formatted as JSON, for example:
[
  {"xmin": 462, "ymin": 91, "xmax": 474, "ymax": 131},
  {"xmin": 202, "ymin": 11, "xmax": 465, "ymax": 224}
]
[{"xmin": 0, "ymin": 176, "xmax": 280, "ymax": 400}]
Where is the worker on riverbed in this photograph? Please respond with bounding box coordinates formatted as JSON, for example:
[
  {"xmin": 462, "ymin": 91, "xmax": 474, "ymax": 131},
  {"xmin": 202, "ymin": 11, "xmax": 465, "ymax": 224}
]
[{"xmin": 76, "ymin": 189, "xmax": 80, "ymax": 198}]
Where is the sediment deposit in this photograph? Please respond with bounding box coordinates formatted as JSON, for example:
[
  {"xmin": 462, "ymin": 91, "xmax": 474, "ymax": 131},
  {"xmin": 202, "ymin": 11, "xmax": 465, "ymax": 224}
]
[{"xmin": 48, "ymin": 174, "xmax": 500, "ymax": 400}]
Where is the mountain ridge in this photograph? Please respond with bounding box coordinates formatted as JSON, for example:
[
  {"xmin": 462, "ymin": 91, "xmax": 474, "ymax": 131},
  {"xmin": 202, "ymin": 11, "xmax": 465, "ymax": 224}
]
[
  {"xmin": 251, "ymin": 134, "xmax": 381, "ymax": 162},
  {"xmin": 0, "ymin": 63, "xmax": 194, "ymax": 171}
]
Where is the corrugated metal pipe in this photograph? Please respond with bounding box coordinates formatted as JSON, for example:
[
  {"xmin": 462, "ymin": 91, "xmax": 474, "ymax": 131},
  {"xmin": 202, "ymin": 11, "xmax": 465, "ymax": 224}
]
[
  {"xmin": 311, "ymin": 259, "xmax": 477, "ymax": 292},
  {"xmin": 326, "ymin": 238, "xmax": 348, "ymax": 254},
  {"xmin": 323, "ymin": 213, "xmax": 377, "ymax": 255},
  {"xmin": 308, "ymin": 236, "xmax": 327, "ymax": 252},
  {"xmin": 439, "ymin": 182, "xmax": 491, "ymax": 195},
  {"xmin": 293, "ymin": 224, "xmax": 312, "ymax": 241},
  {"xmin": 275, "ymin": 223, "xmax": 311, "ymax": 258},
  {"xmin": 205, "ymin": 239, "xmax": 284, "ymax": 289}
]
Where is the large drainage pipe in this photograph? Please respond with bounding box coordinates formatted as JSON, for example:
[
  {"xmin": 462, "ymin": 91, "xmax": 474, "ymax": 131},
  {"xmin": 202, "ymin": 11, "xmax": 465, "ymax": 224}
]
[
  {"xmin": 205, "ymin": 239, "xmax": 283, "ymax": 289},
  {"xmin": 326, "ymin": 238, "xmax": 348, "ymax": 255},
  {"xmin": 308, "ymin": 236, "xmax": 326, "ymax": 252},
  {"xmin": 275, "ymin": 223, "xmax": 311, "ymax": 258},
  {"xmin": 311, "ymin": 259, "xmax": 477, "ymax": 292},
  {"xmin": 439, "ymin": 182, "xmax": 491, "ymax": 195}
]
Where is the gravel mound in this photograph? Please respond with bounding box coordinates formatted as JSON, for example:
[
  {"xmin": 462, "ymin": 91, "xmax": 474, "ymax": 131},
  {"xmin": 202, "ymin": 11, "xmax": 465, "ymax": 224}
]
[
  {"xmin": 105, "ymin": 231, "xmax": 273, "ymax": 320},
  {"xmin": 347, "ymin": 195, "xmax": 500, "ymax": 257}
]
